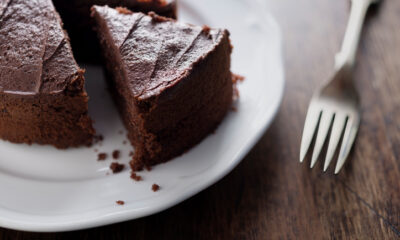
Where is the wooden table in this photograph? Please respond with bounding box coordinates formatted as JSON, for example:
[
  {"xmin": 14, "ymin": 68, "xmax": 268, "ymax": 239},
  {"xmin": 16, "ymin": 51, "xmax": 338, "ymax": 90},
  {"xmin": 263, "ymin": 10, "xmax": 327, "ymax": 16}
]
[{"xmin": 1, "ymin": 0, "xmax": 399, "ymax": 239}]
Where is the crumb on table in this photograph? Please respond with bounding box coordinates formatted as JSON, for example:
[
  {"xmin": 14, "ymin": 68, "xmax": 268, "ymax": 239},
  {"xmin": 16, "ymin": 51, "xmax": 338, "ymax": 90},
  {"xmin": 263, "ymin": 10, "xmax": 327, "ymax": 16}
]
[{"xmin": 116, "ymin": 200, "xmax": 125, "ymax": 205}]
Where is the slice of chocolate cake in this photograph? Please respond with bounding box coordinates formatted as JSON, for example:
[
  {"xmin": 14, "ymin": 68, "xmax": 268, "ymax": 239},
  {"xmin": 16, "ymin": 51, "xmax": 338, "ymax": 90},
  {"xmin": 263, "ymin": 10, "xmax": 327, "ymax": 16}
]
[
  {"xmin": 91, "ymin": 6, "xmax": 233, "ymax": 170},
  {"xmin": 53, "ymin": 0, "xmax": 177, "ymax": 61},
  {"xmin": 0, "ymin": 0, "xmax": 95, "ymax": 148}
]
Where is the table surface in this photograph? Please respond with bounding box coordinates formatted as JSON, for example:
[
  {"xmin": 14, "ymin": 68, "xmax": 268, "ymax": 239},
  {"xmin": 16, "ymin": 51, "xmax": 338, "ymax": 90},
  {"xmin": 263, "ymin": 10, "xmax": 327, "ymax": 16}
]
[{"xmin": 1, "ymin": 0, "xmax": 400, "ymax": 239}]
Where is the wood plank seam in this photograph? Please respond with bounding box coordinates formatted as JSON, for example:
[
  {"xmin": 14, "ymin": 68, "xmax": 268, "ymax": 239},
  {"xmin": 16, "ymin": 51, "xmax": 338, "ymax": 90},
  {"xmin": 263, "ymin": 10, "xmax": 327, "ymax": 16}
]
[{"xmin": 339, "ymin": 179, "xmax": 400, "ymax": 237}]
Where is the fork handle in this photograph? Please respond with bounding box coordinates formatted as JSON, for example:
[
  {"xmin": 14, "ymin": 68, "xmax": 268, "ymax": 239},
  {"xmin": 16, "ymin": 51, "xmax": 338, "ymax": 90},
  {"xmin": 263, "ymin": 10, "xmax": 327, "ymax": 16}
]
[{"xmin": 335, "ymin": 0, "xmax": 376, "ymax": 70}]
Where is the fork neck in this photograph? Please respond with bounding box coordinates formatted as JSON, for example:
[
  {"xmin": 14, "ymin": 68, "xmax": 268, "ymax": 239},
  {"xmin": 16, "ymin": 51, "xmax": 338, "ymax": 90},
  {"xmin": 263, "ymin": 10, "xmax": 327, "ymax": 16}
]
[{"xmin": 335, "ymin": 0, "xmax": 373, "ymax": 71}]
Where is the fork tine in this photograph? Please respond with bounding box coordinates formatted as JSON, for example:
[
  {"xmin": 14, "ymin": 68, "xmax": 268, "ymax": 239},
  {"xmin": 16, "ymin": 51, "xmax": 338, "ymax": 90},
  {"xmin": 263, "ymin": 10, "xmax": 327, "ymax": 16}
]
[
  {"xmin": 334, "ymin": 115, "xmax": 360, "ymax": 174},
  {"xmin": 310, "ymin": 111, "xmax": 334, "ymax": 168},
  {"xmin": 323, "ymin": 113, "xmax": 347, "ymax": 171},
  {"xmin": 300, "ymin": 103, "xmax": 321, "ymax": 163}
]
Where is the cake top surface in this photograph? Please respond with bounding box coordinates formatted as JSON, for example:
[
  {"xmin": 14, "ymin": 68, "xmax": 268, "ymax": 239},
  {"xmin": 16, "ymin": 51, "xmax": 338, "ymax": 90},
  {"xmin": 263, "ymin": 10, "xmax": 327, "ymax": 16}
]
[
  {"xmin": 0, "ymin": 0, "xmax": 81, "ymax": 95},
  {"xmin": 92, "ymin": 5, "xmax": 228, "ymax": 100}
]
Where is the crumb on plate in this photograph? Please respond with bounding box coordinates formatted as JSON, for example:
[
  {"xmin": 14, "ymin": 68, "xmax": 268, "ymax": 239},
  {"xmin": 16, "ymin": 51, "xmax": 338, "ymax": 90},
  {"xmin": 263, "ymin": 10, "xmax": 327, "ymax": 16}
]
[
  {"xmin": 98, "ymin": 153, "xmax": 107, "ymax": 161},
  {"xmin": 130, "ymin": 171, "xmax": 143, "ymax": 181},
  {"xmin": 110, "ymin": 162, "xmax": 125, "ymax": 173},
  {"xmin": 152, "ymin": 184, "xmax": 160, "ymax": 192},
  {"xmin": 112, "ymin": 150, "xmax": 120, "ymax": 160}
]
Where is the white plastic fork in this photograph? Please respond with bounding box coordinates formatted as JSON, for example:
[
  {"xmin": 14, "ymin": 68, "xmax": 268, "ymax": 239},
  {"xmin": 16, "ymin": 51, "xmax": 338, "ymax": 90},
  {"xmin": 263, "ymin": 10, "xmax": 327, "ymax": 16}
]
[{"xmin": 299, "ymin": 0, "xmax": 380, "ymax": 174}]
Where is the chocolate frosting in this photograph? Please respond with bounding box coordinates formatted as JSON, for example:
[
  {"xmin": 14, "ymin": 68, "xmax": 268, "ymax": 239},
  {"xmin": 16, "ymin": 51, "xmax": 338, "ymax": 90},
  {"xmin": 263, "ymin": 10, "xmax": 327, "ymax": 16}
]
[
  {"xmin": 0, "ymin": 0, "xmax": 80, "ymax": 95},
  {"xmin": 92, "ymin": 6, "xmax": 227, "ymax": 100}
]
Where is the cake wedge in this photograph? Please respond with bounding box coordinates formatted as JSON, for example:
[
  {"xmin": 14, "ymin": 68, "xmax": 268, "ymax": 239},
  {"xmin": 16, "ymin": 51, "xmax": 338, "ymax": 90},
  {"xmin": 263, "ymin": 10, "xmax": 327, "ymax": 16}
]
[
  {"xmin": 53, "ymin": 0, "xmax": 177, "ymax": 61},
  {"xmin": 0, "ymin": 0, "xmax": 95, "ymax": 148},
  {"xmin": 91, "ymin": 6, "xmax": 233, "ymax": 170}
]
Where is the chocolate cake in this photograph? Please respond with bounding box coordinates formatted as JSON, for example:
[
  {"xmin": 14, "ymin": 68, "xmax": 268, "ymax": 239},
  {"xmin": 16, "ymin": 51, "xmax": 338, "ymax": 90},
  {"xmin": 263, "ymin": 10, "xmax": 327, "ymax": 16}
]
[
  {"xmin": 91, "ymin": 6, "xmax": 233, "ymax": 170},
  {"xmin": 53, "ymin": 0, "xmax": 177, "ymax": 61},
  {"xmin": 0, "ymin": 0, "xmax": 94, "ymax": 148}
]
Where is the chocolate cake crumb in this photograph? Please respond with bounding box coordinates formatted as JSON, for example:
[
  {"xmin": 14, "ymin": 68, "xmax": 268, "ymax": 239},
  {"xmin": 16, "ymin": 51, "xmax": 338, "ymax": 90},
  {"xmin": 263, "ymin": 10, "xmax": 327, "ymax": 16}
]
[
  {"xmin": 112, "ymin": 150, "xmax": 120, "ymax": 160},
  {"xmin": 149, "ymin": 11, "xmax": 170, "ymax": 22},
  {"xmin": 229, "ymin": 38, "xmax": 234, "ymax": 50},
  {"xmin": 98, "ymin": 153, "xmax": 107, "ymax": 161},
  {"xmin": 93, "ymin": 134, "xmax": 104, "ymax": 143},
  {"xmin": 232, "ymin": 74, "xmax": 245, "ymax": 100},
  {"xmin": 116, "ymin": 7, "xmax": 132, "ymax": 15},
  {"xmin": 152, "ymin": 184, "xmax": 160, "ymax": 192},
  {"xmin": 202, "ymin": 25, "xmax": 211, "ymax": 33},
  {"xmin": 153, "ymin": 0, "xmax": 168, "ymax": 6},
  {"xmin": 116, "ymin": 200, "xmax": 125, "ymax": 205},
  {"xmin": 233, "ymin": 86, "xmax": 239, "ymax": 99},
  {"xmin": 130, "ymin": 171, "xmax": 143, "ymax": 181},
  {"xmin": 232, "ymin": 73, "xmax": 245, "ymax": 84},
  {"xmin": 202, "ymin": 25, "xmax": 212, "ymax": 39},
  {"xmin": 129, "ymin": 151, "xmax": 134, "ymax": 157},
  {"xmin": 110, "ymin": 162, "xmax": 125, "ymax": 173}
]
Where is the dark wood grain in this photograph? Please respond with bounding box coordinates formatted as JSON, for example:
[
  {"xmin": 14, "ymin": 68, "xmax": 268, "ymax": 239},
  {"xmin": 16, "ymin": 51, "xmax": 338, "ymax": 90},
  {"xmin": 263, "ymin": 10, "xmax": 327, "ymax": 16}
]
[{"xmin": 1, "ymin": 0, "xmax": 400, "ymax": 239}]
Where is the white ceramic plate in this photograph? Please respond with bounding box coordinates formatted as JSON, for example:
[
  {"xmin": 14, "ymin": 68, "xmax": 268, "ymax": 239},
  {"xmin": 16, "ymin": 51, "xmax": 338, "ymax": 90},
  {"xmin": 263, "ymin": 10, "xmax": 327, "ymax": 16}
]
[{"xmin": 0, "ymin": 0, "xmax": 284, "ymax": 232}]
